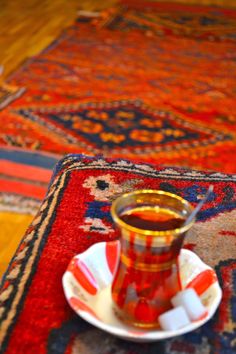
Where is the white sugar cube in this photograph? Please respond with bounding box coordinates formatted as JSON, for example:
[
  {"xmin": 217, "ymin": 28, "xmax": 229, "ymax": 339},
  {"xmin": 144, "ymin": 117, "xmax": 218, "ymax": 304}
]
[
  {"xmin": 171, "ymin": 288, "xmax": 206, "ymax": 321},
  {"xmin": 158, "ymin": 306, "xmax": 190, "ymax": 331}
]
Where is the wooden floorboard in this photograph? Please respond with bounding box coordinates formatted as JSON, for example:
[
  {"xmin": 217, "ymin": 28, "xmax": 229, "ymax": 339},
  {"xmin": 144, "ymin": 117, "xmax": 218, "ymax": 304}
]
[{"xmin": 0, "ymin": 0, "xmax": 116, "ymax": 80}]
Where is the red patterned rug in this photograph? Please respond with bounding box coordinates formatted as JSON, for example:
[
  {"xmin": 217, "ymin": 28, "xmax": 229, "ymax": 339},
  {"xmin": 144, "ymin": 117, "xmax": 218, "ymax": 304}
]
[
  {"xmin": 0, "ymin": 154, "xmax": 235, "ymax": 353},
  {"xmin": 1, "ymin": 1, "xmax": 236, "ymax": 173}
]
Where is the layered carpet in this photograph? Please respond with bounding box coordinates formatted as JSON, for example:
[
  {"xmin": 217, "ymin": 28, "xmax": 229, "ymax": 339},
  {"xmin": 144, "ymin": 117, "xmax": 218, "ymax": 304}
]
[
  {"xmin": 0, "ymin": 148, "xmax": 59, "ymax": 276},
  {"xmin": 1, "ymin": 1, "xmax": 236, "ymax": 172},
  {"xmin": 0, "ymin": 0, "xmax": 236, "ymax": 341},
  {"xmin": 0, "ymin": 154, "xmax": 236, "ymax": 353}
]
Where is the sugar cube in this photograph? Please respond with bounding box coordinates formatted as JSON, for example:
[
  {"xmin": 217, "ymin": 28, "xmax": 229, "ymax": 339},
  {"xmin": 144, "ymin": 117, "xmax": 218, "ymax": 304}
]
[
  {"xmin": 158, "ymin": 306, "xmax": 190, "ymax": 331},
  {"xmin": 171, "ymin": 288, "xmax": 206, "ymax": 321}
]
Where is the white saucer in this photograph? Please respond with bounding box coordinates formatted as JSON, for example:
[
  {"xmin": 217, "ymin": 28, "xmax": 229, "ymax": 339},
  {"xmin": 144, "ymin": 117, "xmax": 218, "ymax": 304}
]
[{"xmin": 62, "ymin": 241, "xmax": 222, "ymax": 342}]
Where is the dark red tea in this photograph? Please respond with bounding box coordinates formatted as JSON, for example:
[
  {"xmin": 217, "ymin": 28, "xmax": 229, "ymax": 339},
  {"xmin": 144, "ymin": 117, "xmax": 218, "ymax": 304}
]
[
  {"xmin": 112, "ymin": 206, "xmax": 186, "ymax": 327},
  {"xmin": 120, "ymin": 206, "xmax": 185, "ymax": 231},
  {"xmin": 111, "ymin": 191, "xmax": 193, "ymax": 328}
]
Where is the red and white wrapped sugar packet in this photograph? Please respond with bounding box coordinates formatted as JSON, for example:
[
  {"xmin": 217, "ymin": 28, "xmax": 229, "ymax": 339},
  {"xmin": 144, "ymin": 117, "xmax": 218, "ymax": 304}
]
[{"xmin": 171, "ymin": 288, "xmax": 207, "ymax": 321}]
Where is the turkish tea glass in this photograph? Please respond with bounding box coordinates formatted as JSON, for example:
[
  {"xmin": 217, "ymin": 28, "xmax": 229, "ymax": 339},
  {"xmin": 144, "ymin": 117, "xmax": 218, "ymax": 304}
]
[{"xmin": 110, "ymin": 189, "xmax": 194, "ymax": 328}]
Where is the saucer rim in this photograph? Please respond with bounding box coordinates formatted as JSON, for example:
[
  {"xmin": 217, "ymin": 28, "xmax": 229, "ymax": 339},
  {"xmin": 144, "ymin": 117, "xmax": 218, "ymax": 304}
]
[{"xmin": 62, "ymin": 241, "xmax": 222, "ymax": 342}]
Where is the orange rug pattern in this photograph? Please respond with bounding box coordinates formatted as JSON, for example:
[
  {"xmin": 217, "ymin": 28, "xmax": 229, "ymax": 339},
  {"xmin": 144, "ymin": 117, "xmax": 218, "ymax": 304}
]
[{"xmin": 0, "ymin": 1, "xmax": 236, "ymax": 173}]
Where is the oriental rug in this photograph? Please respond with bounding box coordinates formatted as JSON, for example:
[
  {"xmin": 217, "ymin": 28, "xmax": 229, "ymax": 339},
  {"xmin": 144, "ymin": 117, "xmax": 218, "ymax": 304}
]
[
  {"xmin": 0, "ymin": 148, "xmax": 59, "ymax": 277},
  {"xmin": 0, "ymin": 0, "xmax": 236, "ymax": 334},
  {"xmin": 0, "ymin": 154, "xmax": 235, "ymax": 354},
  {"xmin": 0, "ymin": 82, "xmax": 25, "ymax": 111},
  {"xmin": 1, "ymin": 1, "xmax": 236, "ymax": 173}
]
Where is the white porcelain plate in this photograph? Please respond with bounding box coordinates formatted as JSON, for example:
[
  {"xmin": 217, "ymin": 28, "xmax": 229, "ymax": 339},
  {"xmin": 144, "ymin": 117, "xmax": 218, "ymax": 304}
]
[{"xmin": 62, "ymin": 241, "xmax": 222, "ymax": 342}]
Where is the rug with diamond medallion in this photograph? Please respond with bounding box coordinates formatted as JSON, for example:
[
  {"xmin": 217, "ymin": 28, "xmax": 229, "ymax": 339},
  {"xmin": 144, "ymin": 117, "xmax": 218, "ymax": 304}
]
[{"xmin": 1, "ymin": 1, "xmax": 236, "ymax": 173}]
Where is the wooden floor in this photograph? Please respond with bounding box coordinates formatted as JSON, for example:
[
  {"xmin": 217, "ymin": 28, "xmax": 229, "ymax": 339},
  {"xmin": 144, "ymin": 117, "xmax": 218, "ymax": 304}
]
[
  {"xmin": 0, "ymin": 0, "xmax": 116, "ymax": 81},
  {"xmin": 0, "ymin": 0, "xmax": 234, "ymax": 81}
]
